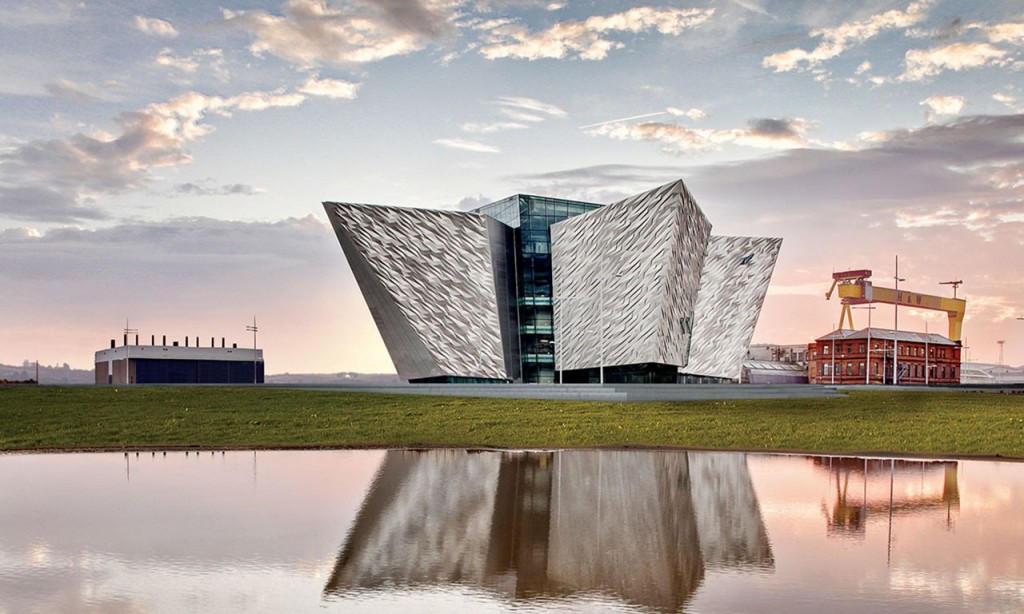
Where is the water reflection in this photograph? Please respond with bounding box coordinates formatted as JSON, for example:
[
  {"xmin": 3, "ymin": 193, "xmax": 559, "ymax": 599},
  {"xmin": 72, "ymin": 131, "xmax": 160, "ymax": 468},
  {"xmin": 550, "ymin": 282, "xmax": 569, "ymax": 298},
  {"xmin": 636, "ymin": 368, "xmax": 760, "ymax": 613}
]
[
  {"xmin": 1, "ymin": 449, "xmax": 1022, "ymax": 613},
  {"xmin": 325, "ymin": 450, "xmax": 772, "ymax": 612},
  {"xmin": 813, "ymin": 457, "xmax": 960, "ymax": 537}
]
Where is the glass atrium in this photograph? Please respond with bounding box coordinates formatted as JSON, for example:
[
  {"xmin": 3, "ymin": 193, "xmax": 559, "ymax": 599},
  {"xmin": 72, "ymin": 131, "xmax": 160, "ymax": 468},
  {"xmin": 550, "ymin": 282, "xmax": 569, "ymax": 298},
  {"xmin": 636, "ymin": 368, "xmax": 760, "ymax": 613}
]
[{"xmin": 475, "ymin": 195, "xmax": 602, "ymax": 383}]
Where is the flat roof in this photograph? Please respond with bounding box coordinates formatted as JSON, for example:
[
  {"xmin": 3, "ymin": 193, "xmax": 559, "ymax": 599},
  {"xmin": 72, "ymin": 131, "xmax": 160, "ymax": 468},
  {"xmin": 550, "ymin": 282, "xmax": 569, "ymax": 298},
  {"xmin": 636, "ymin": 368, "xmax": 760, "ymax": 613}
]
[{"xmin": 95, "ymin": 345, "xmax": 262, "ymax": 362}]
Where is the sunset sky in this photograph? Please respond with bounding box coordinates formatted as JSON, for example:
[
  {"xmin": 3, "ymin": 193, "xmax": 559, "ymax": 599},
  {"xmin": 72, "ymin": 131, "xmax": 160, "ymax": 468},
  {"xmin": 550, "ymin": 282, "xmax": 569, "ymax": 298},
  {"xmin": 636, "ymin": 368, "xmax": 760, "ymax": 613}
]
[{"xmin": 1, "ymin": 0, "xmax": 1022, "ymax": 373}]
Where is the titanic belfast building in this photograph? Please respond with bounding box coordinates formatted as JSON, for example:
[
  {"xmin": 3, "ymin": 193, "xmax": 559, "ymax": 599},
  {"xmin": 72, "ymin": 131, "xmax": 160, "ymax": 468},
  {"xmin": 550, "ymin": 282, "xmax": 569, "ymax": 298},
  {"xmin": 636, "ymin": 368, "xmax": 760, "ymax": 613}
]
[{"xmin": 324, "ymin": 180, "xmax": 781, "ymax": 384}]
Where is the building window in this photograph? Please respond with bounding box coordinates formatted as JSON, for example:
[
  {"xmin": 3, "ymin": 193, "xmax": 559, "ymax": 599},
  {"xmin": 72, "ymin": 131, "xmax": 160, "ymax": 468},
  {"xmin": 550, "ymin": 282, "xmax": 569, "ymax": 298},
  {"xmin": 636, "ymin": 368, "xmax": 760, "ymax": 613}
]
[
  {"xmin": 873, "ymin": 362, "xmax": 879, "ymax": 375},
  {"xmin": 858, "ymin": 344, "xmax": 865, "ymax": 354},
  {"xmin": 823, "ymin": 346, "xmax": 829, "ymax": 355},
  {"xmin": 846, "ymin": 362, "xmax": 853, "ymax": 375},
  {"xmin": 859, "ymin": 362, "xmax": 865, "ymax": 375},
  {"xmin": 823, "ymin": 363, "xmax": 830, "ymax": 376}
]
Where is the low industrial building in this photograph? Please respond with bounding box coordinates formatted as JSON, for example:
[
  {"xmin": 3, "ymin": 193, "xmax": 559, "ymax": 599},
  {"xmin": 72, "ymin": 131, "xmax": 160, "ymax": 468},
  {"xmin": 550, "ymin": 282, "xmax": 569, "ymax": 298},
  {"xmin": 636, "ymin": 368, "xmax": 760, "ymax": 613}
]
[
  {"xmin": 95, "ymin": 335, "xmax": 263, "ymax": 385},
  {"xmin": 959, "ymin": 362, "xmax": 1024, "ymax": 385},
  {"xmin": 807, "ymin": 328, "xmax": 960, "ymax": 385},
  {"xmin": 741, "ymin": 361, "xmax": 808, "ymax": 384}
]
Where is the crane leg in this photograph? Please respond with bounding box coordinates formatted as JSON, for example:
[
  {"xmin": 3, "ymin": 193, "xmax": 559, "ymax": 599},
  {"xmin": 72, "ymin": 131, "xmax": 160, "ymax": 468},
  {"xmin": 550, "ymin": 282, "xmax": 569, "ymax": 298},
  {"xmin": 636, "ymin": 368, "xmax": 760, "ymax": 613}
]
[{"xmin": 839, "ymin": 303, "xmax": 855, "ymax": 330}]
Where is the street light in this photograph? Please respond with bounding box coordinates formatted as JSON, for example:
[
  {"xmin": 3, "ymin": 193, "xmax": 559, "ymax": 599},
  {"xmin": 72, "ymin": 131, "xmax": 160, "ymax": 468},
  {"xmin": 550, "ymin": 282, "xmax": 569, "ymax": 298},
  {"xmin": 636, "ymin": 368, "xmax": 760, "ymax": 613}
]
[
  {"xmin": 830, "ymin": 322, "xmax": 837, "ymax": 385},
  {"xmin": 246, "ymin": 316, "xmax": 258, "ymax": 384},
  {"xmin": 554, "ymin": 271, "xmax": 622, "ymax": 385},
  {"xmin": 598, "ymin": 272, "xmax": 624, "ymax": 385},
  {"xmin": 893, "ymin": 255, "xmax": 906, "ymax": 385}
]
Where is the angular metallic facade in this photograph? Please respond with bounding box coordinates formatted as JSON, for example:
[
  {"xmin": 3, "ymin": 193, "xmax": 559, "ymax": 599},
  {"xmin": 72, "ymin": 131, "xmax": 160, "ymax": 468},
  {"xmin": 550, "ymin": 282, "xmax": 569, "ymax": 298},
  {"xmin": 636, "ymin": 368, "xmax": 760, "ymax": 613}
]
[
  {"xmin": 325, "ymin": 180, "xmax": 780, "ymax": 383},
  {"xmin": 324, "ymin": 202, "xmax": 511, "ymax": 381},
  {"xmin": 683, "ymin": 236, "xmax": 783, "ymax": 380},
  {"xmin": 550, "ymin": 180, "xmax": 712, "ymax": 372}
]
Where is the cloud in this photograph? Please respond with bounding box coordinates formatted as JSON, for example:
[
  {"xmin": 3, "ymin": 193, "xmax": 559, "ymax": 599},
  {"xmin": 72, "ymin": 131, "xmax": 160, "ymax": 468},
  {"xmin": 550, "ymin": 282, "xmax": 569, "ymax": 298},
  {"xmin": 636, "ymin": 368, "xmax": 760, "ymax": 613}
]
[
  {"xmin": 666, "ymin": 107, "xmax": 707, "ymax": 120},
  {"xmin": 456, "ymin": 193, "xmax": 494, "ymax": 210},
  {"xmin": 0, "ymin": 185, "xmax": 107, "ymax": 223},
  {"xmin": 155, "ymin": 48, "xmax": 229, "ymax": 80},
  {"xmin": 986, "ymin": 21, "xmax": 1024, "ymax": 44},
  {"xmin": 229, "ymin": 89, "xmax": 306, "ymax": 110},
  {"xmin": 173, "ymin": 181, "xmax": 266, "ymax": 197},
  {"xmin": 899, "ymin": 42, "xmax": 1007, "ymax": 81},
  {"xmin": 156, "ymin": 48, "xmax": 199, "ymax": 73},
  {"xmin": 432, "ymin": 138, "xmax": 501, "ymax": 153},
  {"xmin": 298, "ymin": 75, "xmax": 361, "ymax": 99},
  {"xmin": 993, "ymin": 93, "xmax": 1021, "ymax": 112},
  {"xmin": 222, "ymin": 0, "xmax": 457, "ymax": 66},
  {"xmin": 476, "ymin": 6, "xmax": 714, "ymax": 60},
  {"xmin": 454, "ymin": 96, "xmax": 563, "ymax": 141},
  {"xmin": 728, "ymin": 0, "xmax": 769, "ymax": 17},
  {"xmin": 920, "ymin": 95, "xmax": 964, "ymax": 115},
  {"xmin": 587, "ymin": 116, "xmax": 810, "ymax": 153},
  {"xmin": 0, "ymin": 85, "xmax": 334, "ymax": 222},
  {"xmin": 461, "ymin": 121, "xmax": 528, "ymax": 133},
  {"xmin": 763, "ymin": 0, "xmax": 932, "ymax": 72},
  {"xmin": 44, "ymin": 79, "xmax": 101, "ymax": 104},
  {"xmin": 523, "ymin": 113, "xmax": 1024, "ymax": 232},
  {"xmin": 580, "ymin": 111, "xmax": 667, "ymax": 130},
  {"xmin": 134, "ymin": 15, "xmax": 178, "ymax": 38},
  {"xmin": 495, "ymin": 96, "xmax": 566, "ymax": 117},
  {"xmin": 0, "ymin": 2, "xmax": 79, "ymax": 26},
  {"xmin": 504, "ymin": 163, "xmax": 684, "ymax": 202}
]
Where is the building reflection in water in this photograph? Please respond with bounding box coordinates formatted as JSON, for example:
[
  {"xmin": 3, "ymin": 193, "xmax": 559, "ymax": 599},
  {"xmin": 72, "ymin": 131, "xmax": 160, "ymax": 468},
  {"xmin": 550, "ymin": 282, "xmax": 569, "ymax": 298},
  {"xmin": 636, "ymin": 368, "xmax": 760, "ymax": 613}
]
[
  {"xmin": 324, "ymin": 449, "xmax": 773, "ymax": 612},
  {"xmin": 812, "ymin": 456, "xmax": 960, "ymax": 537}
]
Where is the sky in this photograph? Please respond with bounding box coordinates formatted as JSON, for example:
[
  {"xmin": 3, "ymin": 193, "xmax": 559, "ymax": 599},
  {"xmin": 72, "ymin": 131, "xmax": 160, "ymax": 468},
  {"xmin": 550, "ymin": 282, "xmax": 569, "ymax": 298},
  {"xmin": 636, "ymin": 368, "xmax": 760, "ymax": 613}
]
[{"xmin": 1, "ymin": 0, "xmax": 1022, "ymax": 373}]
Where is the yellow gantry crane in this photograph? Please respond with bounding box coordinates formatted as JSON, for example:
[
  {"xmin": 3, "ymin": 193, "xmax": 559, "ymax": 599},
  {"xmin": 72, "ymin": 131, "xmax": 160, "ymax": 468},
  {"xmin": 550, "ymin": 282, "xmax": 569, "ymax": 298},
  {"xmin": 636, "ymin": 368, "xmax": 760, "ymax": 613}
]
[{"xmin": 825, "ymin": 269, "xmax": 967, "ymax": 342}]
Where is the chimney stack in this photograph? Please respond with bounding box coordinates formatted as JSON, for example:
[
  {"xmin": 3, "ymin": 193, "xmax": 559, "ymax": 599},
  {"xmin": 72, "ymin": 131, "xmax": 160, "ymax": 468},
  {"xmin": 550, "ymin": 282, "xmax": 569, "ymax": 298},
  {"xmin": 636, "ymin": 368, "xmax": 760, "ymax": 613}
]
[
  {"xmin": 221, "ymin": 337, "xmax": 225, "ymax": 348},
  {"xmin": 123, "ymin": 334, "xmax": 127, "ymax": 346},
  {"xmin": 110, "ymin": 339, "xmax": 115, "ymax": 349},
  {"xmin": 185, "ymin": 337, "xmax": 189, "ymax": 347},
  {"xmin": 162, "ymin": 335, "xmax": 166, "ymax": 346}
]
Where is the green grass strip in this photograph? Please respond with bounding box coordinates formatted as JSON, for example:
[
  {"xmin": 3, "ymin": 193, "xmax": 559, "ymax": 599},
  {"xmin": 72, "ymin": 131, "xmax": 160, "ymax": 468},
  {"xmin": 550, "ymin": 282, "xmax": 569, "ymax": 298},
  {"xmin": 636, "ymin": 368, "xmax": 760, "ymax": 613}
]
[{"xmin": 1, "ymin": 386, "xmax": 1022, "ymax": 458}]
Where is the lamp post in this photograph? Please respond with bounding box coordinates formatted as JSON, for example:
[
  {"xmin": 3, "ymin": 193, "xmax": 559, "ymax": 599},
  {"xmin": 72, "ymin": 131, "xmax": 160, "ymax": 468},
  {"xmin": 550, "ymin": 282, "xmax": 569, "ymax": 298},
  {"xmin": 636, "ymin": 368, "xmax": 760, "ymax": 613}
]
[
  {"xmin": 830, "ymin": 328, "xmax": 837, "ymax": 385},
  {"xmin": 553, "ymin": 294, "xmax": 589, "ymax": 385},
  {"xmin": 246, "ymin": 316, "xmax": 258, "ymax": 384},
  {"xmin": 925, "ymin": 320, "xmax": 930, "ymax": 386},
  {"xmin": 893, "ymin": 256, "xmax": 906, "ymax": 385},
  {"xmin": 854, "ymin": 305, "xmax": 875, "ymax": 384},
  {"xmin": 598, "ymin": 272, "xmax": 624, "ymax": 385}
]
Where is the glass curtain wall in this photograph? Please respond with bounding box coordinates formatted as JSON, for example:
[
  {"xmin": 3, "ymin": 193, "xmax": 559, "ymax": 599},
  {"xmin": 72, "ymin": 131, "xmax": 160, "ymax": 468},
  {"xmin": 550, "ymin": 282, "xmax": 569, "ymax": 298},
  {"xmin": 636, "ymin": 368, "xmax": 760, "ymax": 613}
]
[{"xmin": 476, "ymin": 196, "xmax": 601, "ymax": 383}]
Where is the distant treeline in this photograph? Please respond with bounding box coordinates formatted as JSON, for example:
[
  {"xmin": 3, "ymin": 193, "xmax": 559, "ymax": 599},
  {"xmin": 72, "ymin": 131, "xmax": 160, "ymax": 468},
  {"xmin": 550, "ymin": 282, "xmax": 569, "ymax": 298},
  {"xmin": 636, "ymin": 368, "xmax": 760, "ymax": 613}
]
[{"xmin": 0, "ymin": 362, "xmax": 93, "ymax": 385}]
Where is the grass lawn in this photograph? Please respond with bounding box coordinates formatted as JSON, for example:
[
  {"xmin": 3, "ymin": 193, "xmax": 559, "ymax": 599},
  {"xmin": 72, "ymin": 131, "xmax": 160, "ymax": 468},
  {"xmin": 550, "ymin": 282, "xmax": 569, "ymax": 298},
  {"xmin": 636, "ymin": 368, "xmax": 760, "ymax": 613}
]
[{"xmin": 1, "ymin": 386, "xmax": 1022, "ymax": 458}]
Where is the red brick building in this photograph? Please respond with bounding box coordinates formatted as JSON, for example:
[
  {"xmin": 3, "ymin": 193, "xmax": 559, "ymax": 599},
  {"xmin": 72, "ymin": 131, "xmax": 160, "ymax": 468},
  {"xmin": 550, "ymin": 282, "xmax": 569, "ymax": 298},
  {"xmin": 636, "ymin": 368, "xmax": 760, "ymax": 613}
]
[{"xmin": 808, "ymin": 328, "xmax": 961, "ymax": 385}]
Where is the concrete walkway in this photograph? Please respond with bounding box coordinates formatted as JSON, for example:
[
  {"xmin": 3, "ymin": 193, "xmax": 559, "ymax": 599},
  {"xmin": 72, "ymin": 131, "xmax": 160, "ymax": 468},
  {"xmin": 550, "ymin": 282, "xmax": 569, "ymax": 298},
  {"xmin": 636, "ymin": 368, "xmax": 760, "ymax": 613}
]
[{"xmin": 277, "ymin": 383, "xmax": 848, "ymax": 402}]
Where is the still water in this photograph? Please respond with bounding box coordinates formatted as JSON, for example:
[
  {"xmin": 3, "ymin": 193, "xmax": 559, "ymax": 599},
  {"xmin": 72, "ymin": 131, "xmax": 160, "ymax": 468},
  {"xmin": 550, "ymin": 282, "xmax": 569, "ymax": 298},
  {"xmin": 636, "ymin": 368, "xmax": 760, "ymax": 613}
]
[{"xmin": 0, "ymin": 449, "xmax": 1021, "ymax": 613}]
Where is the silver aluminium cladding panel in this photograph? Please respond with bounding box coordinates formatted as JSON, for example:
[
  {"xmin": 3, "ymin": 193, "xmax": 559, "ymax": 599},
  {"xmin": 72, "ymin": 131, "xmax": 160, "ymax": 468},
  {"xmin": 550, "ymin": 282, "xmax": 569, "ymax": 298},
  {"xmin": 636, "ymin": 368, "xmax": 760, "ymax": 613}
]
[
  {"xmin": 683, "ymin": 236, "xmax": 782, "ymax": 380},
  {"xmin": 551, "ymin": 180, "xmax": 712, "ymax": 372},
  {"xmin": 324, "ymin": 202, "xmax": 508, "ymax": 381}
]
